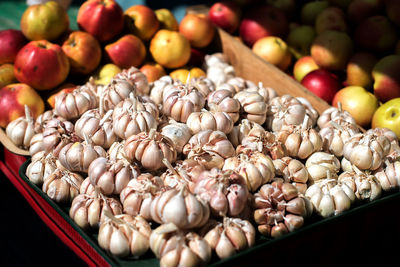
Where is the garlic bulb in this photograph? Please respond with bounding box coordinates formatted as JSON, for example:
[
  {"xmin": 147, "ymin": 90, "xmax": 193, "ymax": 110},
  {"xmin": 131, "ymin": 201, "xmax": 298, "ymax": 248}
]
[
  {"xmin": 228, "ymin": 119, "xmax": 264, "ymax": 147},
  {"xmin": 26, "ymin": 151, "xmax": 57, "ymax": 185},
  {"xmin": 205, "ymin": 53, "xmax": 235, "ymax": 86},
  {"xmin": 305, "ymin": 178, "xmax": 355, "ymax": 218},
  {"xmin": 319, "ymin": 121, "xmax": 360, "ymax": 157},
  {"xmin": 238, "ymin": 127, "xmax": 287, "ymax": 160},
  {"xmin": 317, "ymin": 104, "xmax": 356, "ymax": 129},
  {"xmin": 6, "ymin": 105, "xmax": 35, "ymax": 149},
  {"xmin": 273, "ymin": 157, "xmax": 309, "ymax": 194},
  {"xmin": 42, "ymin": 169, "xmax": 83, "ymax": 203},
  {"xmin": 150, "ymin": 187, "xmax": 210, "ymax": 229},
  {"xmin": 246, "ymin": 82, "xmax": 278, "ymax": 104},
  {"xmin": 194, "ymin": 168, "xmax": 249, "ymax": 217},
  {"xmin": 341, "ymin": 157, "xmax": 354, "ymax": 173},
  {"xmin": 254, "ymin": 178, "xmax": 312, "ymax": 238},
  {"xmin": 207, "ymin": 89, "xmax": 241, "ymax": 123},
  {"xmin": 115, "ymin": 66, "xmax": 149, "ymax": 96},
  {"xmin": 343, "ymin": 132, "xmax": 391, "ymax": 171},
  {"xmin": 101, "ymin": 78, "xmax": 136, "ymax": 111},
  {"xmin": 58, "ymin": 136, "xmax": 107, "ymax": 173},
  {"xmin": 223, "ymin": 151, "xmax": 275, "ymax": 192},
  {"xmin": 42, "ymin": 118, "xmax": 77, "ymax": 157},
  {"xmin": 305, "ymin": 152, "xmax": 340, "ymax": 183},
  {"xmin": 182, "ymin": 130, "xmax": 235, "ymax": 170},
  {"xmin": 338, "ymin": 170, "xmax": 382, "ymax": 202},
  {"xmin": 29, "ymin": 133, "xmax": 44, "ymax": 157},
  {"xmin": 112, "ymin": 93, "xmax": 159, "ymax": 120},
  {"xmin": 107, "ymin": 141, "xmax": 128, "ymax": 162},
  {"xmin": 190, "ymin": 76, "xmax": 215, "ymax": 98},
  {"xmin": 234, "ymin": 90, "xmax": 268, "ymax": 125},
  {"xmin": 124, "ymin": 129, "xmax": 177, "ymax": 171},
  {"xmin": 150, "ymin": 223, "xmax": 212, "ymax": 267},
  {"xmin": 276, "ymin": 116, "xmax": 322, "ymax": 159},
  {"xmin": 201, "ymin": 217, "xmax": 256, "ymax": 259},
  {"xmin": 161, "ymin": 158, "xmax": 203, "ymax": 192},
  {"xmin": 217, "ymin": 77, "xmax": 257, "ymax": 94},
  {"xmin": 296, "ymin": 97, "xmax": 319, "ymax": 127},
  {"xmin": 98, "ymin": 212, "xmax": 151, "ymax": 258},
  {"xmin": 88, "ymin": 157, "xmax": 140, "ymax": 195},
  {"xmin": 374, "ymin": 160, "xmax": 400, "ymax": 191},
  {"xmin": 69, "ymin": 191, "xmax": 122, "ymax": 229},
  {"xmin": 34, "ymin": 109, "xmax": 64, "ymax": 133},
  {"xmin": 266, "ymin": 95, "xmax": 309, "ymax": 132},
  {"xmin": 55, "ymin": 85, "xmax": 98, "ymax": 120},
  {"xmin": 75, "ymin": 108, "xmax": 117, "ymax": 149},
  {"xmin": 80, "ymin": 177, "xmax": 96, "ymax": 195},
  {"xmin": 149, "ymin": 76, "xmax": 178, "ymax": 105},
  {"xmin": 119, "ymin": 173, "xmax": 164, "ymax": 221},
  {"xmin": 366, "ymin": 127, "xmax": 399, "ymax": 154},
  {"xmin": 186, "ymin": 109, "xmax": 233, "ymax": 135},
  {"xmin": 160, "ymin": 120, "xmax": 192, "ymax": 153},
  {"xmin": 162, "ymin": 84, "xmax": 205, "ymax": 123}
]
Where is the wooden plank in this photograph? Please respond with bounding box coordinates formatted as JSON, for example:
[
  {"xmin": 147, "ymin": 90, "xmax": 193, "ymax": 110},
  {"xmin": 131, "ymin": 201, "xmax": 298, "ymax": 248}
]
[
  {"xmin": 0, "ymin": 128, "xmax": 30, "ymax": 156},
  {"xmin": 216, "ymin": 28, "xmax": 331, "ymax": 114}
]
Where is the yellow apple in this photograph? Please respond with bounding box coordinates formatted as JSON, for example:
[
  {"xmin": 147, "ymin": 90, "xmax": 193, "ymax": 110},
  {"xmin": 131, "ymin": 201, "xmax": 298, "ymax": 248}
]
[
  {"xmin": 94, "ymin": 63, "xmax": 121, "ymax": 85},
  {"xmin": 252, "ymin": 36, "xmax": 292, "ymax": 71},
  {"xmin": 332, "ymin": 86, "xmax": 379, "ymax": 128},
  {"xmin": 372, "ymin": 98, "xmax": 400, "ymax": 139}
]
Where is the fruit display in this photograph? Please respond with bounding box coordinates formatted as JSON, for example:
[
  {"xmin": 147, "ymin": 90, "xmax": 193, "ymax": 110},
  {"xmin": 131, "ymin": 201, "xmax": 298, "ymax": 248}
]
[{"xmin": 1, "ymin": 0, "xmax": 400, "ymax": 266}]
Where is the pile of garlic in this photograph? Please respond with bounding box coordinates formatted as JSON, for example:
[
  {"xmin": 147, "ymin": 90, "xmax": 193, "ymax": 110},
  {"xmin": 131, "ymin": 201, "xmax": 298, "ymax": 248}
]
[{"xmin": 7, "ymin": 53, "xmax": 399, "ymax": 266}]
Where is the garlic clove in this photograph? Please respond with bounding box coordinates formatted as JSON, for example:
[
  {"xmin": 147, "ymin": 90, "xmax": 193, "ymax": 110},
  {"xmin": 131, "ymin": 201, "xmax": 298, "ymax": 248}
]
[
  {"xmin": 215, "ymin": 231, "xmax": 236, "ymax": 259},
  {"xmin": 110, "ymin": 230, "xmax": 130, "ymax": 258},
  {"xmin": 225, "ymin": 225, "xmax": 247, "ymax": 251}
]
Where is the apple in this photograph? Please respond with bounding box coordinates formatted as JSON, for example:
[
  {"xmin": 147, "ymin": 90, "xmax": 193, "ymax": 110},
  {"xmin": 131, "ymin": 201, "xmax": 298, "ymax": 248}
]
[
  {"xmin": 140, "ymin": 62, "xmax": 166, "ymax": 83},
  {"xmin": 328, "ymin": 0, "xmax": 352, "ymax": 9},
  {"xmin": 300, "ymin": 1, "xmax": 329, "ymax": 25},
  {"xmin": 0, "ymin": 64, "xmax": 17, "ymax": 88},
  {"xmin": 252, "ymin": 36, "xmax": 292, "ymax": 71},
  {"xmin": 0, "ymin": 30, "xmax": 27, "ymax": 64},
  {"xmin": 396, "ymin": 40, "xmax": 400, "ymax": 55},
  {"xmin": 21, "ymin": 1, "xmax": 69, "ymax": 41},
  {"xmin": 179, "ymin": 13, "xmax": 215, "ymax": 48},
  {"xmin": 105, "ymin": 34, "xmax": 146, "ymax": 69},
  {"xmin": 286, "ymin": 25, "xmax": 316, "ymax": 59},
  {"xmin": 372, "ymin": 98, "xmax": 400, "ymax": 138},
  {"xmin": 188, "ymin": 48, "xmax": 206, "ymax": 67},
  {"xmin": 0, "ymin": 83, "xmax": 45, "ymax": 128},
  {"xmin": 332, "ymin": 86, "xmax": 379, "ymax": 127},
  {"xmin": 311, "ymin": 30, "xmax": 353, "ymax": 71},
  {"xmin": 62, "ymin": 31, "xmax": 101, "ymax": 75},
  {"xmin": 301, "ymin": 69, "xmax": 341, "ymax": 103},
  {"xmin": 293, "ymin": 56, "xmax": 320, "ymax": 82},
  {"xmin": 266, "ymin": 0, "xmax": 296, "ymax": 17},
  {"xmin": 315, "ymin": 7, "xmax": 347, "ymax": 34},
  {"xmin": 372, "ymin": 55, "xmax": 400, "ymax": 103},
  {"xmin": 355, "ymin": 15, "xmax": 398, "ymax": 53},
  {"xmin": 77, "ymin": 0, "xmax": 124, "ymax": 43},
  {"xmin": 239, "ymin": 5, "xmax": 289, "ymax": 47},
  {"xmin": 155, "ymin": 8, "xmax": 179, "ymax": 31},
  {"xmin": 124, "ymin": 5, "xmax": 160, "ymax": 41},
  {"xmin": 346, "ymin": 52, "xmax": 378, "ymax": 89},
  {"xmin": 208, "ymin": 1, "xmax": 241, "ymax": 34},
  {"xmin": 385, "ymin": 0, "xmax": 400, "ymax": 27},
  {"xmin": 14, "ymin": 40, "xmax": 69, "ymax": 91},
  {"xmin": 347, "ymin": 0, "xmax": 384, "ymax": 25},
  {"xmin": 94, "ymin": 63, "xmax": 121, "ymax": 85},
  {"xmin": 47, "ymin": 85, "xmax": 76, "ymax": 109}
]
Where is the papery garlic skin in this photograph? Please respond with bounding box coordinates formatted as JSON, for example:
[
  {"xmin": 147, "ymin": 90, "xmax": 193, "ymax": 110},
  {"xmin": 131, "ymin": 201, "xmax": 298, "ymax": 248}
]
[
  {"xmin": 149, "ymin": 76, "xmax": 177, "ymax": 105},
  {"xmin": 234, "ymin": 90, "xmax": 268, "ymax": 125},
  {"xmin": 375, "ymin": 161, "xmax": 400, "ymax": 192},
  {"xmin": 338, "ymin": 171, "xmax": 382, "ymax": 202},
  {"xmin": 190, "ymin": 76, "xmax": 215, "ymax": 98},
  {"xmin": 228, "ymin": 119, "xmax": 264, "ymax": 148},
  {"xmin": 29, "ymin": 133, "xmax": 44, "ymax": 157},
  {"xmin": 186, "ymin": 110, "xmax": 233, "ymax": 135},
  {"xmin": 98, "ymin": 214, "xmax": 151, "ymax": 258},
  {"xmin": 26, "ymin": 152, "xmax": 57, "ymax": 185},
  {"xmin": 42, "ymin": 119, "xmax": 78, "ymax": 157},
  {"xmin": 115, "ymin": 66, "xmax": 149, "ymax": 96},
  {"xmin": 69, "ymin": 192, "xmax": 123, "ymax": 229},
  {"xmin": 101, "ymin": 78, "xmax": 136, "ymax": 111},
  {"xmin": 113, "ymin": 109, "xmax": 158, "ymax": 140},
  {"xmin": 42, "ymin": 169, "xmax": 83, "ymax": 203},
  {"xmin": 273, "ymin": 157, "xmax": 309, "ymax": 193},
  {"xmin": 207, "ymin": 89, "xmax": 241, "ymax": 123},
  {"xmin": 160, "ymin": 120, "xmax": 192, "ymax": 153},
  {"xmin": 6, "ymin": 105, "xmax": 35, "ymax": 149},
  {"xmin": 305, "ymin": 152, "xmax": 340, "ymax": 183},
  {"xmin": 317, "ymin": 106, "xmax": 356, "ymax": 129}
]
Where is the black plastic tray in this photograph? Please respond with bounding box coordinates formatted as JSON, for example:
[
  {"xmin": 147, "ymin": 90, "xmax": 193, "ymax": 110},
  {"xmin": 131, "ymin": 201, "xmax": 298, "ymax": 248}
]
[{"xmin": 19, "ymin": 159, "xmax": 400, "ymax": 266}]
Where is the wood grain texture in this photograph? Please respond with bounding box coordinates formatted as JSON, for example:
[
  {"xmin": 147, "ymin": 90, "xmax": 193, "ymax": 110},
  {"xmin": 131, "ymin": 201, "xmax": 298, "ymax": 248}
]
[
  {"xmin": 0, "ymin": 128, "xmax": 30, "ymax": 156},
  {"xmin": 217, "ymin": 28, "xmax": 331, "ymax": 114}
]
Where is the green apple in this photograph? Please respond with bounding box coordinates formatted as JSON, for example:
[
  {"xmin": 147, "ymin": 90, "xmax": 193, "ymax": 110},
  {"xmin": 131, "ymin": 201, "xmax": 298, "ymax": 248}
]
[
  {"xmin": 301, "ymin": 1, "xmax": 329, "ymax": 25},
  {"xmin": 287, "ymin": 25, "xmax": 315, "ymax": 59},
  {"xmin": 315, "ymin": 7, "xmax": 347, "ymax": 34},
  {"xmin": 372, "ymin": 98, "xmax": 400, "ymax": 139}
]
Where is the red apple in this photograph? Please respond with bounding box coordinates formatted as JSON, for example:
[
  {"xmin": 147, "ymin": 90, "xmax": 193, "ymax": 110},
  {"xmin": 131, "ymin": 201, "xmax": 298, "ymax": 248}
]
[
  {"xmin": 372, "ymin": 55, "xmax": 400, "ymax": 103},
  {"xmin": 62, "ymin": 31, "xmax": 101, "ymax": 75},
  {"xmin": 208, "ymin": 1, "xmax": 241, "ymax": 34},
  {"xmin": 293, "ymin": 56, "xmax": 320, "ymax": 82},
  {"xmin": 301, "ymin": 1, "xmax": 329, "ymax": 25},
  {"xmin": 239, "ymin": 5, "xmax": 288, "ymax": 47},
  {"xmin": 188, "ymin": 47, "xmax": 206, "ymax": 67},
  {"xmin": 311, "ymin": 30, "xmax": 353, "ymax": 71},
  {"xmin": 124, "ymin": 5, "xmax": 160, "ymax": 41},
  {"xmin": 140, "ymin": 62, "xmax": 166, "ymax": 83},
  {"xmin": 77, "ymin": 0, "xmax": 124, "ymax": 43},
  {"xmin": 332, "ymin": 86, "xmax": 379, "ymax": 127},
  {"xmin": 0, "ymin": 83, "xmax": 45, "ymax": 128},
  {"xmin": 14, "ymin": 40, "xmax": 70, "ymax": 91},
  {"xmin": 301, "ymin": 69, "xmax": 341, "ymax": 103},
  {"xmin": 315, "ymin": 7, "xmax": 347, "ymax": 34},
  {"xmin": 385, "ymin": 0, "xmax": 400, "ymax": 27},
  {"xmin": 179, "ymin": 13, "xmax": 215, "ymax": 48},
  {"xmin": 346, "ymin": 52, "xmax": 378, "ymax": 88},
  {"xmin": 347, "ymin": 0, "xmax": 384, "ymax": 25},
  {"xmin": 0, "ymin": 30, "xmax": 27, "ymax": 64},
  {"xmin": 20, "ymin": 1, "xmax": 69, "ymax": 41},
  {"xmin": 355, "ymin": 15, "xmax": 398, "ymax": 53},
  {"xmin": 105, "ymin": 34, "xmax": 146, "ymax": 69}
]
